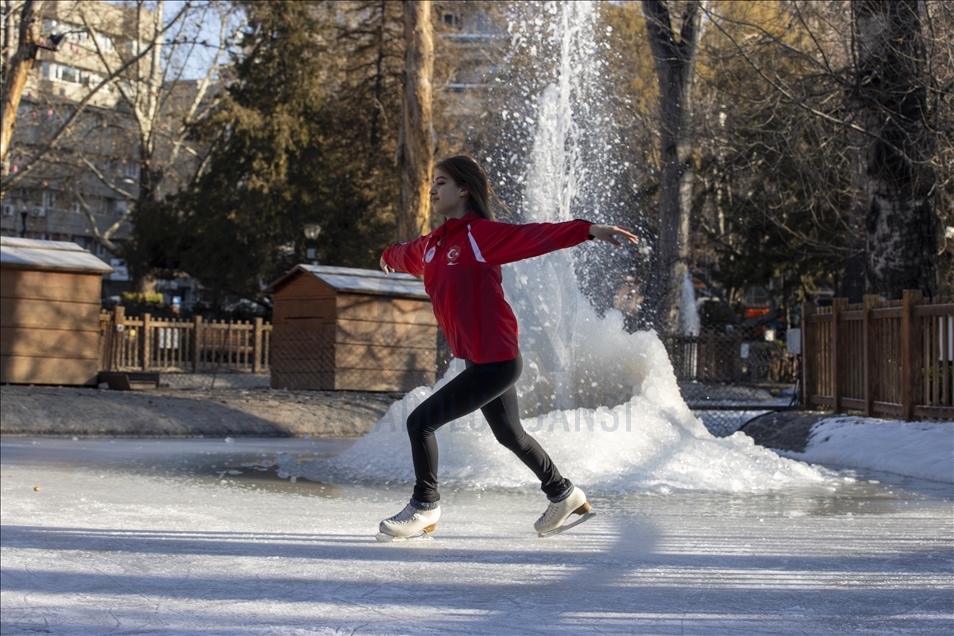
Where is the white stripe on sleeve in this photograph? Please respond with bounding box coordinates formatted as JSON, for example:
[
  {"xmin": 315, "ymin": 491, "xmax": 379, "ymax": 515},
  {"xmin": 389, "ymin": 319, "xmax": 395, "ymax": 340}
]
[{"xmin": 467, "ymin": 224, "xmax": 487, "ymax": 263}]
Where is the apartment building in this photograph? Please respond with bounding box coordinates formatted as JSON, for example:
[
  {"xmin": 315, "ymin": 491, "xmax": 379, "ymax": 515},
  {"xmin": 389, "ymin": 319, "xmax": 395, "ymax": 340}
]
[
  {"xmin": 1, "ymin": 0, "xmax": 161, "ymax": 294},
  {"xmin": 433, "ymin": 1, "xmax": 508, "ymax": 147}
]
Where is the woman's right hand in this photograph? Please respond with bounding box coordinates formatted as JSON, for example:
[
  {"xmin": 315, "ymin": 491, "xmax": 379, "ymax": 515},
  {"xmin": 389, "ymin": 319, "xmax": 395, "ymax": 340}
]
[
  {"xmin": 589, "ymin": 224, "xmax": 640, "ymax": 247},
  {"xmin": 379, "ymin": 255, "xmax": 393, "ymax": 276}
]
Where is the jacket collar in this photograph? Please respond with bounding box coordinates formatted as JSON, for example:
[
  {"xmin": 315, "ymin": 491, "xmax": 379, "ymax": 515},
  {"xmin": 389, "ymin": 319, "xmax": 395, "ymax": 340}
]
[
  {"xmin": 438, "ymin": 210, "xmax": 481, "ymax": 231},
  {"xmin": 445, "ymin": 210, "xmax": 481, "ymax": 224}
]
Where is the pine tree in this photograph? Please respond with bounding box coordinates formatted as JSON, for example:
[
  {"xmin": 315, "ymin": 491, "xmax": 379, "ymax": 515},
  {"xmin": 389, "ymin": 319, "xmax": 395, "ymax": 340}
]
[{"xmin": 133, "ymin": 1, "xmax": 396, "ymax": 306}]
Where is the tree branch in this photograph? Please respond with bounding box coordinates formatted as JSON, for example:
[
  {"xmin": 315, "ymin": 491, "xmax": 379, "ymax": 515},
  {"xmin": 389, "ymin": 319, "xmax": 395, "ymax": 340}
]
[
  {"xmin": 74, "ymin": 190, "xmax": 119, "ymax": 253},
  {"xmin": 700, "ymin": 2, "xmax": 910, "ymax": 158},
  {"xmin": 2, "ymin": 45, "xmax": 157, "ymax": 188}
]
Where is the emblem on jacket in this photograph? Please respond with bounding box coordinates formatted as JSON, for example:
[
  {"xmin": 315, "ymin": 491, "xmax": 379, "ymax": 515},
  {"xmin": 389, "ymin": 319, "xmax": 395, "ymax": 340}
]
[
  {"xmin": 425, "ymin": 246, "xmax": 436, "ymax": 263},
  {"xmin": 447, "ymin": 246, "xmax": 461, "ymax": 262}
]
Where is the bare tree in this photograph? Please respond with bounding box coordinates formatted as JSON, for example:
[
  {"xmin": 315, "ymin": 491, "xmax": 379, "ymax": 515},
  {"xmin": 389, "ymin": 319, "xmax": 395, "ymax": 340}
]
[
  {"xmin": 1, "ymin": 0, "xmax": 42, "ymax": 161},
  {"xmin": 2, "ymin": 1, "xmax": 242, "ymax": 274},
  {"xmin": 398, "ymin": 0, "xmax": 434, "ymax": 243},
  {"xmin": 641, "ymin": 0, "xmax": 704, "ymax": 333},
  {"xmin": 78, "ymin": 1, "xmax": 242, "ymax": 259},
  {"xmin": 698, "ymin": 0, "xmax": 950, "ymax": 302},
  {"xmin": 691, "ymin": 1, "xmax": 858, "ymax": 311}
]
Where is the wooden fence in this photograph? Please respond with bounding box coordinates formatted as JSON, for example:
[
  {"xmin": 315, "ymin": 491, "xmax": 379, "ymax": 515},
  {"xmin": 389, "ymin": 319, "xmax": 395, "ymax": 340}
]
[
  {"xmin": 802, "ymin": 291, "xmax": 953, "ymax": 421},
  {"xmin": 99, "ymin": 306, "xmax": 272, "ymax": 374}
]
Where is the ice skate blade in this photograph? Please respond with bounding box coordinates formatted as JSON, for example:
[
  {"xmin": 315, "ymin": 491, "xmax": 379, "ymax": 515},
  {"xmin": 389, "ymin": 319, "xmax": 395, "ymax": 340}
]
[
  {"xmin": 375, "ymin": 531, "xmax": 434, "ymax": 543},
  {"xmin": 537, "ymin": 511, "xmax": 596, "ymax": 538}
]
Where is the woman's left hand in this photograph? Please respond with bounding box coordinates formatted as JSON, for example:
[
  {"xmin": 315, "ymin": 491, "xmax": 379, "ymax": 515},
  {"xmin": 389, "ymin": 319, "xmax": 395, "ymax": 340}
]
[{"xmin": 589, "ymin": 224, "xmax": 640, "ymax": 247}]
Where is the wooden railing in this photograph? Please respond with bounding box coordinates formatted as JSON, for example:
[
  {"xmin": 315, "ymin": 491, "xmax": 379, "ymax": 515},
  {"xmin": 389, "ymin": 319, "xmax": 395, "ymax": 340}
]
[
  {"xmin": 802, "ymin": 291, "xmax": 953, "ymax": 421},
  {"xmin": 99, "ymin": 306, "xmax": 272, "ymax": 374}
]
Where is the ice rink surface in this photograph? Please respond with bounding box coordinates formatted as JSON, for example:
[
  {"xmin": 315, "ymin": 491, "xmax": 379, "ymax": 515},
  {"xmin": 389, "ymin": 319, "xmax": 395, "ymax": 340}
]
[{"xmin": 2, "ymin": 436, "xmax": 952, "ymax": 636}]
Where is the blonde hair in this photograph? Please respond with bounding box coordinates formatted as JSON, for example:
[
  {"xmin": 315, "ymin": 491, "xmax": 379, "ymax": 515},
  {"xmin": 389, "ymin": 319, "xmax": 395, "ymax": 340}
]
[{"xmin": 435, "ymin": 155, "xmax": 508, "ymax": 221}]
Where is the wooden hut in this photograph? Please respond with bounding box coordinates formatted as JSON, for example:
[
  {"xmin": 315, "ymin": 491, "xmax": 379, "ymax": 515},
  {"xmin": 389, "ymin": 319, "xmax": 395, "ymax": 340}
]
[
  {"xmin": 265, "ymin": 265, "xmax": 437, "ymax": 392},
  {"xmin": 1, "ymin": 237, "xmax": 113, "ymax": 385}
]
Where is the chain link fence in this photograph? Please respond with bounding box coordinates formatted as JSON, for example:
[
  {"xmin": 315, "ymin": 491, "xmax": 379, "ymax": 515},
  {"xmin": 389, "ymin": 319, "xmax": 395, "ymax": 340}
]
[
  {"xmin": 678, "ymin": 382, "xmax": 799, "ymax": 437},
  {"xmin": 664, "ymin": 328, "xmax": 799, "ymax": 437}
]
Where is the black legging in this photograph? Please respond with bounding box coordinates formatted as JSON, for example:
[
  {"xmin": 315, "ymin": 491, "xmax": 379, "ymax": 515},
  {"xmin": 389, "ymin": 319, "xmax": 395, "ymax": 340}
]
[{"xmin": 406, "ymin": 353, "xmax": 570, "ymax": 503}]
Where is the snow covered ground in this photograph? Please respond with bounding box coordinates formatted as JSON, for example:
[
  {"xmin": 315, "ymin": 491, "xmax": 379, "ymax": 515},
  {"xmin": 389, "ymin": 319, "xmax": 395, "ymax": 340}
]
[
  {"xmin": 2, "ymin": 419, "xmax": 952, "ymax": 636},
  {"xmin": 779, "ymin": 416, "xmax": 953, "ymax": 484}
]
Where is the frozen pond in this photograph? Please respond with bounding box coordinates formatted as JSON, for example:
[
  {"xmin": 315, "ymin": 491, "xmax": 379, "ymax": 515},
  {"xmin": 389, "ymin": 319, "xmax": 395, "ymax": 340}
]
[{"xmin": 1, "ymin": 437, "xmax": 952, "ymax": 635}]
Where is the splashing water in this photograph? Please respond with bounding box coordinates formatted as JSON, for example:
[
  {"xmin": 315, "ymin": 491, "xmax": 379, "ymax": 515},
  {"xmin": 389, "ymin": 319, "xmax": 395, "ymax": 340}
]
[
  {"xmin": 279, "ymin": 1, "xmax": 828, "ymax": 493},
  {"xmin": 681, "ymin": 270, "xmax": 701, "ymax": 336}
]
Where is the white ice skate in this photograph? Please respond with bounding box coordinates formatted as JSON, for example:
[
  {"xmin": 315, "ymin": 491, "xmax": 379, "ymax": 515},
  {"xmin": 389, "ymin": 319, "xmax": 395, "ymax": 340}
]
[
  {"xmin": 376, "ymin": 501, "xmax": 441, "ymax": 542},
  {"xmin": 534, "ymin": 487, "xmax": 595, "ymax": 537}
]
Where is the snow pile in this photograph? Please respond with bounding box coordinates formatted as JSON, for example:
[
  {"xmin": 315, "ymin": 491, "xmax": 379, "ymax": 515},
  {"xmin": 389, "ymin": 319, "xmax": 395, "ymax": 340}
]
[
  {"xmin": 277, "ymin": 336, "xmax": 828, "ymax": 494},
  {"xmin": 778, "ymin": 417, "xmax": 954, "ymax": 483}
]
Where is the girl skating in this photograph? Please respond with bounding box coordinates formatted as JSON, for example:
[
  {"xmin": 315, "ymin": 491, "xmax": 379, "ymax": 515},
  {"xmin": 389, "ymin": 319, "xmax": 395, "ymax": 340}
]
[{"xmin": 378, "ymin": 155, "xmax": 639, "ymax": 539}]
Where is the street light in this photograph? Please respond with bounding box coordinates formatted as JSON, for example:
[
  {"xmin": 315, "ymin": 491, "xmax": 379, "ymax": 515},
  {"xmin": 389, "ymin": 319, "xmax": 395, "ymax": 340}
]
[{"xmin": 303, "ymin": 222, "xmax": 321, "ymax": 264}]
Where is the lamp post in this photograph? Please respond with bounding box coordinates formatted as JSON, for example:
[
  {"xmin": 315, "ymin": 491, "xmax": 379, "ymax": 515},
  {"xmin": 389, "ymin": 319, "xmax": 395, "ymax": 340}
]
[{"xmin": 303, "ymin": 222, "xmax": 322, "ymax": 264}]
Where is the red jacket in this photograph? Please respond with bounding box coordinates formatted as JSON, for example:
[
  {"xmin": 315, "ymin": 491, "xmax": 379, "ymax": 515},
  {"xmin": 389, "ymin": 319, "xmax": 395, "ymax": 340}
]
[{"xmin": 383, "ymin": 211, "xmax": 593, "ymax": 363}]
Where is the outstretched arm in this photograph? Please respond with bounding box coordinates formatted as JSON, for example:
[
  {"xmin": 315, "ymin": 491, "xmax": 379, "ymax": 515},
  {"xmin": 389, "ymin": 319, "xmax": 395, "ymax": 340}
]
[
  {"xmin": 467, "ymin": 219, "xmax": 640, "ymax": 266},
  {"xmin": 380, "ymin": 234, "xmax": 429, "ymax": 276},
  {"xmin": 588, "ymin": 224, "xmax": 640, "ymax": 247}
]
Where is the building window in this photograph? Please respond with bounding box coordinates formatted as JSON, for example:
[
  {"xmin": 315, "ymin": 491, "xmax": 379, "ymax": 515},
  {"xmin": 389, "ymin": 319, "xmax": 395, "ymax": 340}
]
[
  {"xmin": 49, "ymin": 63, "xmax": 85, "ymax": 84},
  {"xmin": 66, "ymin": 27, "xmax": 89, "ymax": 45},
  {"xmin": 42, "ymin": 191, "xmax": 56, "ymax": 208},
  {"xmin": 443, "ymin": 13, "xmax": 460, "ymax": 28},
  {"xmin": 62, "ymin": 66, "xmax": 81, "ymax": 83},
  {"xmin": 123, "ymin": 161, "xmax": 140, "ymax": 178},
  {"xmin": 92, "ymin": 30, "xmax": 115, "ymax": 53},
  {"xmin": 71, "ymin": 201, "xmax": 82, "ymax": 214},
  {"xmin": 105, "ymin": 199, "xmax": 128, "ymax": 216}
]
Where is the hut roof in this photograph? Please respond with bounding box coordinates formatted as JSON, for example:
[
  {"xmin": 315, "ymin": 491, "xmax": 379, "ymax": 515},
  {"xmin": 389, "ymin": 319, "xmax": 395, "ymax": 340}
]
[
  {"xmin": 0, "ymin": 237, "xmax": 114, "ymax": 274},
  {"xmin": 265, "ymin": 264, "xmax": 428, "ymax": 300}
]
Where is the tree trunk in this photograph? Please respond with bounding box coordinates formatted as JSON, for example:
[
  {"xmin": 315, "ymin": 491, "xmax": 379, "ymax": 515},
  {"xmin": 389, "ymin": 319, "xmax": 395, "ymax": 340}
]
[
  {"xmin": 641, "ymin": 0, "xmax": 703, "ymax": 333},
  {"xmin": 840, "ymin": 151, "xmax": 867, "ymax": 303},
  {"xmin": 852, "ymin": 0, "xmax": 938, "ymax": 299},
  {"xmin": 0, "ymin": 0, "xmax": 42, "ymax": 163},
  {"xmin": 397, "ymin": 0, "xmax": 433, "ymax": 243},
  {"xmin": 130, "ymin": 0, "xmax": 165, "ymax": 294},
  {"xmin": 370, "ymin": 0, "xmax": 387, "ymax": 151}
]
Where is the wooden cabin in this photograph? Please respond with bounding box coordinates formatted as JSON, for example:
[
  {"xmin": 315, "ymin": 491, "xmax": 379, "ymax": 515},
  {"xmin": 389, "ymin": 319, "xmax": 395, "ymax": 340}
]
[
  {"xmin": 265, "ymin": 265, "xmax": 437, "ymax": 392},
  {"xmin": 1, "ymin": 237, "xmax": 113, "ymax": 385}
]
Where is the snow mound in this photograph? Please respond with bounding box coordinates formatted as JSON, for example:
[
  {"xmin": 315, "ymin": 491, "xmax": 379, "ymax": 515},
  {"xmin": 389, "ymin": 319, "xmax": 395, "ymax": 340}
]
[
  {"xmin": 779, "ymin": 417, "xmax": 954, "ymax": 483},
  {"xmin": 278, "ymin": 339, "xmax": 828, "ymax": 494}
]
